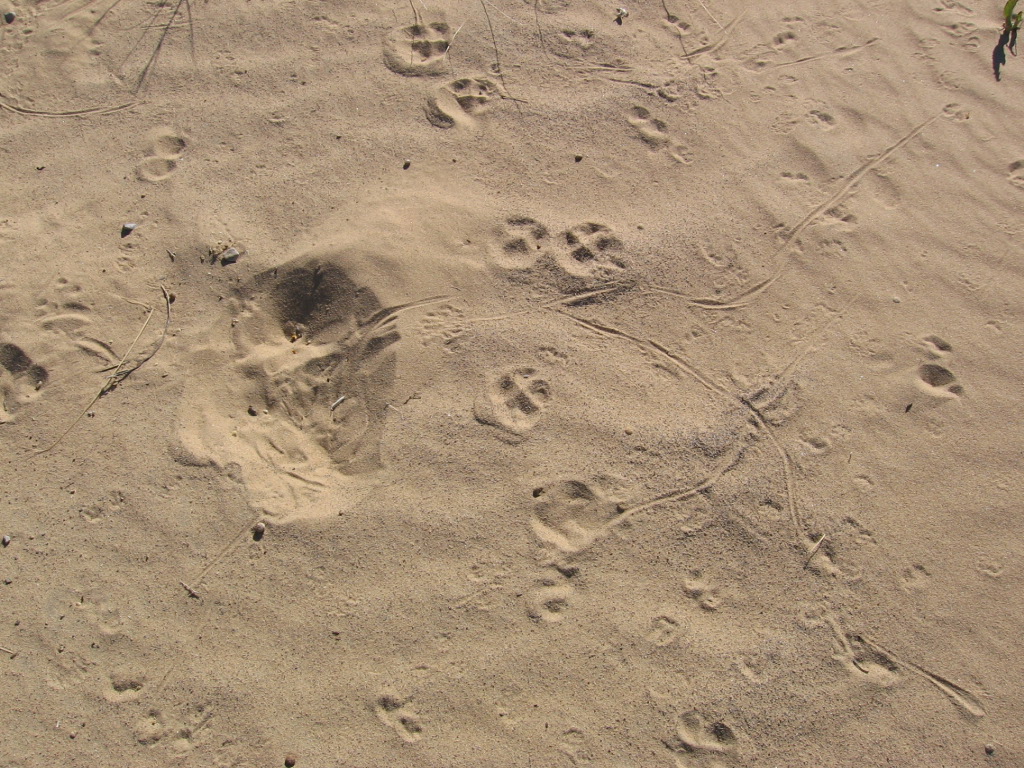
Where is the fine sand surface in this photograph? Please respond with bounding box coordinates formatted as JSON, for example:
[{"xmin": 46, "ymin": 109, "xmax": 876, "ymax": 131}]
[{"xmin": 2, "ymin": 0, "xmax": 1023, "ymax": 765}]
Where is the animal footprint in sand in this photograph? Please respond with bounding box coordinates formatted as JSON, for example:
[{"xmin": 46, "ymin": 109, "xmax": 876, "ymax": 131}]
[
  {"xmin": 662, "ymin": 12, "xmax": 711, "ymax": 49},
  {"xmin": 426, "ymin": 76, "xmax": 504, "ymax": 129},
  {"xmin": 915, "ymin": 335, "xmax": 962, "ymax": 397},
  {"xmin": 647, "ymin": 613, "xmax": 687, "ymax": 646},
  {"xmin": 683, "ymin": 570, "xmax": 722, "ymax": 611},
  {"xmin": 134, "ymin": 704, "xmax": 213, "ymax": 752},
  {"xmin": 34, "ymin": 278, "xmax": 120, "ymax": 365},
  {"xmin": 418, "ymin": 304, "xmax": 466, "ymax": 349},
  {"xmin": 383, "ymin": 17, "xmax": 451, "ymax": 76},
  {"xmin": 627, "ymin": 107, "xmax": 693, "ymax": 164},
  {"xmin": 35, "ymin": 278, "xmax": 91, "ymax": 335},
  {"xmin": 805, "ymin": 103, "xmax": 837, "ymax": 130},
  {"xmin": 664, "ymin": 710, "xmax": 739, "ymax": 766},
  {"xmin": 901, "ymin": 563, "xmax": 931, "ymax": 591},
  {"xmin": 0, "ymin": 342, "xmax": 47, "ymax": 422},
  {"xmin": 375, "ymin": 695, "xmax": 424, "ymax": 742},
  {"xmin": 917, "ymin": 364, "xmax": 963, "ymax": 396},
  {"xmin": 474, "ymin": 367, "xmax": 551, "ymax": 440},
  {"xmin": 105, "ymin": 666, "xmax": 146, "ymax": 703},
  {"xmin": 530, "ymin": 479, "xmax": 623, "ymax": 554},
  {"xmin": 550, "ymin": 222, "xmax": 628, "ymax": 292},
  {"xmin": 1008, "ymin": 160, "xmax": 1024, "ymax": 189},
  {"xmin": 831, "ymin": 629, "xmax": 901, "ymax": 687},
  {"xmin": 137, "ymin": 127, "xmax": 187, "ymax": 182},
  {"xmin": 526, "ymin": 582, "xmax": 575, "ymax": 623},
  {"xmin": 490, "ymin": 217, "xmax": 550, "ymax": 272}
]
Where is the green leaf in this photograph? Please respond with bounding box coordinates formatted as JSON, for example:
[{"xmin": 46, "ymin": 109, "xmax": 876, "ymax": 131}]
[{"xmin": 1006, "ymin": 0, "xmax": 1020, "ymax": 22}]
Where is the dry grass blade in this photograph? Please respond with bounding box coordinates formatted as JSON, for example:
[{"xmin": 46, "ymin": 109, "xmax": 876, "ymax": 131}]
[{"xmin": 132, "ymin": 0, "xmax": 195, "ymax": 93}]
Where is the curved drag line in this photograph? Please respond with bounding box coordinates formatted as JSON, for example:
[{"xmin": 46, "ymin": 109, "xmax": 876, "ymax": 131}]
[
  {"xmin": 0, "ymin": 96, "xmax": 135, "ymax": 117},
  {"xmin": 684, "ymin": 109, "xmax": 945, "ymax": 310}
]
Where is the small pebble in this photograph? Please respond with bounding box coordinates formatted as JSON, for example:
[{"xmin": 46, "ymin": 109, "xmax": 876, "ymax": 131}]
[
  {"xmin": 985, "ymin": 744, "xmax": 995, "ymax": 756},
  {"xmin": 120, "ymin": 222, "xmax": 137, "ymax": 238},
  {"xmin": 574, "ymin": 155, "xmax": 583, "ymax": 162},
  {"xmin": 3, "ymin": 12, "xmax": 15, "ymax": 23},
  {"xmin": 219, "ymin": 247, "xmax": 241, "ymax": 265},
  {"xmin": 403, "ymin": 159, "xmax": 411, "ymax": 170},
  {"xmin": 1, "ymin": 535, "xmax": 9, "ymax": 547},
  {"xmin": 284, "ymin": 755, "xmax": 297, "ymax": 768},
  {"xmin": 253, "ymin": 521, "xmax": 266, "ymax": 541}
]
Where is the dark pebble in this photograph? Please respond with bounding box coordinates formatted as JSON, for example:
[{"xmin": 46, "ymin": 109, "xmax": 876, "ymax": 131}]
[{"xmin": 3, "ymin": 12, "xmax": 14, "ymax": 23}]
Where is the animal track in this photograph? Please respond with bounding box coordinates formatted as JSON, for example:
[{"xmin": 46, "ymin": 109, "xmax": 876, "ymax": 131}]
[
  {"xmin": 526, "ymin": 583, "xmax": 574, "ymax": 623},
  {"xmin": 0, "ymin": 342, "xmax": 47, "ymax": 422},
  {"xmin": 940, "ymin": 21, "xmax": 980, "ymax": 49},
  {"xmin": 913, "ymin": 336, "xmax": 962, "ymax": 397},
  {"xmin": 33, "ymin": 278, "xmax": 122, "ymax": 364},
  {"xmin": 426, "ymin": 76, "xmax": 504, "ymax": 129},
  {"xmin": 831, "ymin": 628, "xmax": 900, "ymax": 687},
  {"xmin": 137, "ymin": 126, "xmax": 187, "ymax": 182},
  {"xmin": 560, "ymin": 28, "xmax": 595, "ymax": 51},
  {"xmin": 374, "ymin": 695, "xmax": 424, "ymax": 742},
  {"xmin": 662, "ymin": 12, "xmax": 710, "ymax": 49},
  {"xmin": 627, "ymin": 107, "xmax": 693, "ymax": 164},
  {"xmin": 134, "ymin": 704, "xmax": 213, "ymax": 752},
  {"xmin": 487, "ymin": 216, "xmax": 630, "ymax": 294},
  {"xmin": 1008, "ymin": 160, "xmax": 1024, "ymax": 189},
  {"xmin": 773, "ymin": 29, "xmax": 797, "ymax": 47},
  {"xmin": 474, "ymin": 367, "xmax": 551, "ymax": 440},
  {"xmin": 664, "ymin": 710, "xmax": 739, "ymax": 765},
  {"xmin": 491, "ymin": 217, "xmax": 550, "ymax": 271},
  {"xmin": 106, "ymin": 666, "xmax": 146, "ymax": 703},
  {"xmin": 921, "ymin": 334, "xmax": 953, "ymax": 357},
  {"xmin": 418, "ymin": 304, "xmax": 466, "ymax": 349},
  {"xmin": 807, "ymin": 107, "xmax": 836, "ymax": 130},
  {"xmin": 549, "ymin": 222, "xmax": 628, "ymax": 291},
  {"xmin": 35, "ymin": 278, "xmax": 92, "ymax": 334},
  {"xmin": 917, "ymin": 363, "xmax": 963, "ymax": 396},
  {"xmin": 647, "ymin": 613, "xmax": 686, "ymax": 646},
  {"xmin": 530, "ymin": 479, "xmax": 623, "ymax": 554},
  {"xmin": 813, "ymin": 610, "xmax": 983, "ymax": 712},
  {"xmin": 901, "ymin": 563, "xmax": 931, "ymax": 591},
  {"xmin": 683, "ymin": 570, "xmax": 722, "ymax": 611},
  {"xmin": 383, "ymin": 17, "xmax": 451, "ymax": 76}
]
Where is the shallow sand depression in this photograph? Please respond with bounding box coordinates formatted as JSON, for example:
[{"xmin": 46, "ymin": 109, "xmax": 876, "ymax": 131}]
[{"xmin": 1, "ymin": 0, "xmax": 1023, "ymax": 765}]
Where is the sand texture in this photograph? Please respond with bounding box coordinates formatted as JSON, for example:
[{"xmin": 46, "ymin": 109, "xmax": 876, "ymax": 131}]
[{"xmin": 2, "ymin": 0, "xmax": 1023, "ymax": 765}]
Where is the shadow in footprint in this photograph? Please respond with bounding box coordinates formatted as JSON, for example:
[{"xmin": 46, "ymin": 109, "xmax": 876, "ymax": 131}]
[
  {"xmin": 234, "ymin": 256, "xmax": 399, "ymax": 473},
  {"xmin": 0, "ymin": 342, "xmax": 48, "ymax": 422}
]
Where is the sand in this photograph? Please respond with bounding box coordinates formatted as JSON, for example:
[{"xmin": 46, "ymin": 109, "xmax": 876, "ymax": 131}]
[{"xmin": 1, "ymin": 0, "xmax": 1022, "ymax": 765}]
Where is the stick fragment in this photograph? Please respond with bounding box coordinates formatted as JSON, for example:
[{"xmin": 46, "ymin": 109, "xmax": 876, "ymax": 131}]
[{"xmin": 804, "ymin": 534, "xmax": 827, "ymax": 568}]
